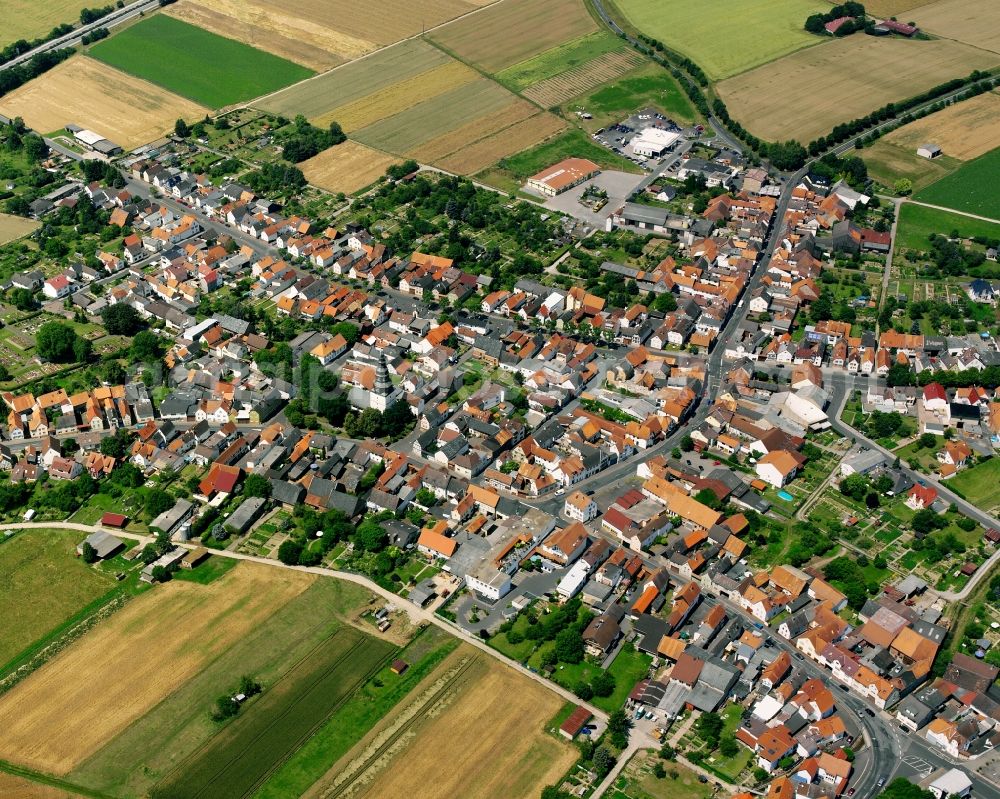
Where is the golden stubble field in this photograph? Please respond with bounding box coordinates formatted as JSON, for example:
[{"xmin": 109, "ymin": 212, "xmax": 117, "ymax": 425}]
[
  {"xmin": 164, "ymin": 0, "xmax": 351, "ymax": 71},
  {"xmin": 717, "ymin": 36, "xmax": 1000, "ymax": 143},
  {"xmin": 0, "ymin": 773, "xmax": 79, "ymax": 799},
  {"xmin": 304, "ymin": 648, "xmax": 576, "ymax": 799},
  {"xmin": 0, "ymin": 213, "xmax": 40, "ymax": 246},
  {"xmin": 882, "ymin": 90, "xmax": 1000, "ymax": 160},
  {"xmin": 304, "ymin": 645, "xmax": 578, "ymax": 799},
  {"xmin": 912, "ymin": 0, "xmax": 1000, "ymax": 57},
  {"xmin": 301, "ymin": 141, "xmax": 402, "ymax": 194},
  {"xmin": 166, "ymin": 0, "xmax": 497, "ymax": 66},
  {"xmin": 0, "ymin": 563, "xmax": 313, "ymax": 775},
  {"xmin": 0, "ymin": 56, "xmax": 207, "ymax": 149}
]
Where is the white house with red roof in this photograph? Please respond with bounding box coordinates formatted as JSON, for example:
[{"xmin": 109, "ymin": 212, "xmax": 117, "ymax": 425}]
[{"xmin": 43, "ymin": 274, "xmax": 73, "ymax": 299}]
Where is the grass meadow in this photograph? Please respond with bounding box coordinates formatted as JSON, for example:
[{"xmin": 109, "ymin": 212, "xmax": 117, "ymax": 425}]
[
  {"xmin": 89, "ymin": 15, "xmax": 313, "ymax": 108},
  {"xmin": 915, "ymin": 146, "xmax": 1000, "ymax": 219}
]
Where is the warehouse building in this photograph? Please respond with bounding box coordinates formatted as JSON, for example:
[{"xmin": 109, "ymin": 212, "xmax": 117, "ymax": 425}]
[{"xmin": 526, "ymin": 157, "xmax": 601, "ymax": 196}]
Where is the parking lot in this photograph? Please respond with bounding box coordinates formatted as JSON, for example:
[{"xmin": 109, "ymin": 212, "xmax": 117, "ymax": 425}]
[
  {"xmin": 538, "ymin": 170, "xmax": 647, "ymax": 227},
  {"xmin": 592, "ymin": 106, "xmax": 691, "ymax": 169}
]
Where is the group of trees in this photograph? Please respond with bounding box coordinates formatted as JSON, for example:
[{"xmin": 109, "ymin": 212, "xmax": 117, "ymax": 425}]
[
  {"xmin": 79, "ymin": 4, "xmax": 118, "ymax": 24},
  {"xmin": 101, "ymin": 304, "xmax": 146, "ymax": 336},
  {"xmin": 839, "ymin": 471, "xmax": 892, "ymax": 510},
  {"xmin": 0, "ymin": 48, "xmax": 74, "ymax": 102},
  {"xmin": 804, "ymin": 2, "xmax": 867, "ymax": 36},
  {"xmin": 359, "ymin": 173, "xmax": 563, "ymax": 281},
  {"xmin": 212, "ymin": 675, "xmax": 261, "ymax": 721},
  {"xmin": 824, "ymin": 555, "xmax": 879, "ymax": 609},
  {"xmin": 245, "ymin": 162, "xmax": 307, "ymax": 198},
  {"xmin": 278, "ymin": 115, "xmax": 346, "ymax": 163},
  {"xmin": 36, "ymin": 321, "xmax": 91, "ymax": 364},
  {"xmin": 342, "ymin": 400, "xmax": 415, "ymax": 442}
]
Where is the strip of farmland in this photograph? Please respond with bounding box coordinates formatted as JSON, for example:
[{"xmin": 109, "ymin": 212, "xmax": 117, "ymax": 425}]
[
  {"xmin": 521, "ymin": 49, "xmax": 646, "ymax": 107},
  {"xmin": 152, "ymin": 629, "xmax": 395, "ymax": 799},
  {"xmin": 257, "ymin": 39, "xmax": 450, "ymax": 121}
]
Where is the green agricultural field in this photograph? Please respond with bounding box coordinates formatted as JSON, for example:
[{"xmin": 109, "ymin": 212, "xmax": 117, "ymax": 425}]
[
  {"xmin": 89, "ymin": 14, "xmax": 314, "ymax": 108},
  {"xmin": 914, "ymin": 146, "xmax": 1000, "ymax": 219},
  {"xmin": 497, "ymin": 31, "xmax": 626, "ymax": 90},
  {"xmin": 608, "ymin": 0, "xmax": 828, "ymax": 79},
  {"xmin": 948, "ymin": 458, "xmax": 1000, "ymax": 513},
  {"xmin": 567, "ymin": 62, "xmax": 697, "ymax": 125},
  {"xmin": 894, "ymin": 202, "xmax": 1000, "ymax": 252},
  {"xmin": 257, "ymin": 626, "xmax": 458, "ymax": 798},
  {"xmin": 70, "ymin": 577, "xmax": 372, "ymax": 797},
  {"xmin": 152, "ymin": 628, "xmax": 394, "ymax": 799},
  {"xmin": 477, "ymin": 128, "xmax": 639, "ymax": 193},
  {"xmin": 0, "ymin": 529, "xmax": 116, "ymax": 671}
]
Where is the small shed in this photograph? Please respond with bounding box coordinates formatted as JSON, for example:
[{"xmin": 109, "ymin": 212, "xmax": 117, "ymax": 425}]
[
  {"xmin": 181, "ymin": 547, "xmax": 210, "ymax": 569},
  {"xmin": 560, "ymin": 706, "xmax": 593, "ymax": 740},
  {"xmin": 917, "ymin": 144, "xmax": 942, "ymax": 159},
  {"xmin": 961, "ymin": 562, "xmax": 979, "ymax": 576},
  {"xmin": 391, "ymin": 659, "xmax": 409, "ymax": 675},
  {"xmin": 101, "ymin": 512, "xmax": 128, "ymax": 528}
]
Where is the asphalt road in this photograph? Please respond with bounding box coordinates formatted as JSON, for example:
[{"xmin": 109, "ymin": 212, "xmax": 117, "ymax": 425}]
[{"xmin": 0, "ymin": 0, "xmax": 160, "ymax": 71}]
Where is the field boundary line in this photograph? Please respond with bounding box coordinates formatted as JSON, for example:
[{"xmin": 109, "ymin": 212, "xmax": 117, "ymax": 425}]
[
  {"xmin": 902, "ymin": 198, "xmax": 1000, "ymax": 226},
  {"xmin": 420, "ymin": 36, "xmax": 547, "ymax": 111},
  {"xmin": 0, "ymin": 758, "xmax": 116, "ymax": 799},
  {"xmin": 316, "ymin": 654, "xmax": 482, "ymax": 799},
  {"xmin": 237, "ymin": 640, "xmax": 396, "ymax": 799},
  {"xmin": 241, "ymin": 0, "xmax": 511, "ymax": 112}
]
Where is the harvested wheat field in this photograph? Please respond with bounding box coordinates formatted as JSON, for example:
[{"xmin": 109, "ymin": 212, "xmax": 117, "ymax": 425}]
[
  {"xmin": 864, "ymin": 0, "xmax": 933, "ymax": 15},
  {"xmin": 912, "ymin": 0, "xmax": 1000, "ymax": 56},
  {"xmin": 166, "ymin": 0, "xmax": 494, "ymax": 65},
  {"xmin": 318, "ymin": 60, "xmax": 478, "ymax": 131},
  {"xmin": 304, "ymin": 648, "xmax": 575, "ymax": 799},
  {"xmin": 437, "ymin": 113, "xmax": 568, "ymax": 174},
  {"xmin": 717, "ymin": 37, "xmax": 1000, "ymax": 143},
  {"xmin": 0, "ymin": 213, "xmax": 39, "ymax": 246},
  {"xmin": 0, "ymin": 56, "xmax": 206, "ymax": 149},
  {"xmin": 258, "ymin": 39, "xmax": 451, "ymax": 122},
  {"xmin": 523, "ymin": 49, "xmax": 647, "ymax": 107},
  {"xmin": 881, "ymin": 90, "xmax": 1000, "ymax": 161},
  {"xmin": 411, "ymin": 99, "xmax": 538, "ymax": 162},
  {"xmin": 0, "ymin": 563, "xmax": 312, "ymax": 775},
  {"xmin": 0, "ymin": 774, "xmax": 80, "ymax": 798},
  {"xmin": 301, "ymin": 141, "xmax": 401, "ymax": 194},
  {"xmin": 164, "ymin": 0, "xmax": 349, "ymax": 70},
  {"xmin": 429, "ymin": 0, "xmax": 598, "ymax": 73}
]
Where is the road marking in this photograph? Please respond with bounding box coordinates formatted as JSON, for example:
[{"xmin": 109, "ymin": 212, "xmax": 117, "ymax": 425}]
[{"xmin": 902, "ymin": 756, "xmax": 934, "ymax": 777}]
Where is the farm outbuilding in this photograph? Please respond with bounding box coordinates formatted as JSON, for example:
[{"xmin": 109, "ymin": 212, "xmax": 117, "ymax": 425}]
[
  {"xmin": 77, "ymin": 531, "xmax": 124, "ymax": 560},
  {"xmin": 101, "ymin": 512, "xmax": 128, "ymax": 528},
  {"xmin": 559, "ymin": 706, "xmax": 592, "ymax": 739},
  {"xmin": 917, "ymin": 143, "xmax": 942, "ymax": 159}
]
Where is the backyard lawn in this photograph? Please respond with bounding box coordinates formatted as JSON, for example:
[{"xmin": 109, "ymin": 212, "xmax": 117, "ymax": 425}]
[{"xmin": 948, "ymin": 458, "xmax": 1000, "ymax": 512}]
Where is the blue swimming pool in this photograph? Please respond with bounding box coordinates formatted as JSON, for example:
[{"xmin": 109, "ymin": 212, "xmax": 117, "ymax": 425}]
[{"xmin": 777, "ymin": 490, "xmax": 794, "ymax": 501}]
